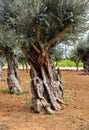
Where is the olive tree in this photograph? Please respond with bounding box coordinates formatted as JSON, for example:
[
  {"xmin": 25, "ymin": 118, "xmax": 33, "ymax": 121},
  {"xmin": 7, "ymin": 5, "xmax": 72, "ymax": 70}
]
[
  {"xmin": 75, "ymin": 36, "xmax": 89, "ymax": 74},
  {"xmin": 0, "ymin": 0, "xmax": 89, "ymax": 113},
  {"xmin": 0, "ymin": 25, "xmax": 23, "ymax": 94}
]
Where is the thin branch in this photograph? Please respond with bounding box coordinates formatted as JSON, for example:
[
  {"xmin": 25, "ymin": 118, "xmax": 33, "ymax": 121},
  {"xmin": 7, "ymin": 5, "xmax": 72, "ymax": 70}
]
[
  {"xmin": 21, "ymin": 46, "xmax": 38, "ymax": 64},
  {"xmin": 21, "ymin": 46, "xmax": 30, "ymax": 60},
  {"xmin": 45, "ymin": 24, "xmax": 73, "ymax": 49},
  {"xmin": 35, "ymin": 23, "xmax": 43, "ymax": 50},
  {"xmin": 29, "ymin": 42, "xmax": 40, "ymax": 53}
]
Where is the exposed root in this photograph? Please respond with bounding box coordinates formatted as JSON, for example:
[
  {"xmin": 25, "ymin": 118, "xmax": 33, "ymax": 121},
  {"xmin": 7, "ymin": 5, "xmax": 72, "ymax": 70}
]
[{"xmin": 45, "ymin": 106, "xmax": 56, "ymax": 114}]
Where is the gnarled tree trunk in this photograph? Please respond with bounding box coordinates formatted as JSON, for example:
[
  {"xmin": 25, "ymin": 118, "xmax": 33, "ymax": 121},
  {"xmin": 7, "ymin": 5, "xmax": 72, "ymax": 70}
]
[
  {"xmin": 21, "ymin": 24, "xmax": 72, "ymax": 114},
  {"xmin": 5, "ymin": 47, "xmax": 23, "ymax": 94},
  {"xmin": 22, "ymin": 46, "xmax": 64, "ymax": 114},
  {"xmin": 0, "ymin": 55, "xmax": 4, "ymax": 81}
]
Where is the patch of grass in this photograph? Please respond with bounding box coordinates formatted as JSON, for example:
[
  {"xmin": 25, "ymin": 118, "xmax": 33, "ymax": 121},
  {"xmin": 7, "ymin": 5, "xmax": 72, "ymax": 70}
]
[
  {"xmin": 16, "ymin": 90, "xmax": 29, "ymax": 95},
  {"xmin": 25, "ymin": 95, "xmax": 31, "ymax": 104},
  {"xmin": 64, "ymin": 99, "xmax": 70, "ymax": 105},
  {"xmin": 0, "ymin": 89, "xmax": 9, "ymax": 95},
  {"xmin": 0, "ymin": 91, "xmax": 2, "ymax": 95},
  {"xmin": 10, "ymin": 94, "xmax": 16, "ymax": 98},
  {"xmin": 56, "ymin": 60, "xmax": 83, "ymax": 67},
  {"xmin": 64, "ymin": 92, "xmax": 71, "ymax": 105},
  {"xmin": 61, "ymin": 105, "xmax": 65, "ymax": 110},
  {"xmin": 10, "ymin": 90, "xmax": 29, "ymax": 98},
  {"xmin": 72, "ymin": 119, "xmax": 76, "ymax": 124},
  {"xmin": 80, "ymin": 113, "xmax": 86, "ymax": 121}
]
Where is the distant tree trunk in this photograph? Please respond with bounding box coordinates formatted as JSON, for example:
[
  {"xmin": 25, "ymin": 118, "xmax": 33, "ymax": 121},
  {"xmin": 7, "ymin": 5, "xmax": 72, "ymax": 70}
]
[
  {"xmin": 75, "ymin": 62, "xmax": 79, "ymax": 71},
  {"xmin": 22, "ymin": 62, "xmax": 28, "ymax": 72},
  {"xmin": 5, "ymin": 47, "xmax": 23, "ymax": 94},
  {"xmin": 83, "ymin": 60, "xmax": 89, "ymax": 74},
  {"xmin": 21, "ymin": 62, "xmax": 25, "ymax": 71},
  {"xmin": 0, "ymin": 55, "xmax": 4, "ymax": 80},
  {"xmin": 82, "ymin": 54, "xmax": 89, "ymax": 74},
  {"xmin": 25, "ymin": 62, "xmax": 28, "ymax": 72}
]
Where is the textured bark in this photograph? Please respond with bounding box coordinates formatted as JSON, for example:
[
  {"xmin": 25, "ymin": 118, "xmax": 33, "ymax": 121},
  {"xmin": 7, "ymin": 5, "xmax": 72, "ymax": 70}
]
[
  {"xmin": 45, "ymin": 24, "xmax": 72, "ymax": 48},
  {"xmin": 83, "ymin": 55, "xmax": 89, "ymax": 74},
  {"xmin": 21, "ymin": 24, "xmax": 73, "ymax": 114},
  {"xmin": 22, "ymin": 46, "xmax": 64, "ymax": 114},
  {"xmin": 0, "ymin": 56, "xmax": 4, "ymax": 81},
  {"xmin": 5, "ymin": 47, "xmax": 23, "ymax": 94}
]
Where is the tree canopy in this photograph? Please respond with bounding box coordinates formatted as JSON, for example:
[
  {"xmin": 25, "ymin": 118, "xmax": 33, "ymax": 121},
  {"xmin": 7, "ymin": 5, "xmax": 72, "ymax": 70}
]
[{"xmin": 0, "ymin": 0, "xmax": 89, "ymax": 48}]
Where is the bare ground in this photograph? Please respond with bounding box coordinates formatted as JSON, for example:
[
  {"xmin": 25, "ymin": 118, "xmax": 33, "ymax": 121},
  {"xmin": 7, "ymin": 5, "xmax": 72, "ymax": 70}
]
[{"xmin": 0, "ymin": 70, "xmax": 89, "ymax": 130}]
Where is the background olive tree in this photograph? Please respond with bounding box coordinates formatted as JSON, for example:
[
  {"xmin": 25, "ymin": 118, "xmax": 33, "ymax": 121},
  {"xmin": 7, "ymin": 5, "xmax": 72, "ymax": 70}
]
[
  {"xmin": 74, "ymin": 35, "xmax": 89, "ymax": 74},
  {"xmin": 0, "ymin": 25, "xmax": 23, "ymax": 94}
]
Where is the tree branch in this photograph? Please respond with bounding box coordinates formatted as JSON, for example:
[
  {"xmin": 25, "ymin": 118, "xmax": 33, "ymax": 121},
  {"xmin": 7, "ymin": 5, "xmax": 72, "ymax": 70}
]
[
  {"xmin": 29, "ymin": 42, "xmax": 40, "ymax": 53},
  {"xmin": 21, "ymin": 46, "xmax": 38, "ymax": 64},
  {"xmin": 45, "ymin": 24, "xmax": 73, "ymax": 49},
  {"xmin": 35, "ymin": 23, "xmax": 43, "ymax": 50},
  {"xmin": 21, "ymin": 46, "xmax": 30, "ymax": 60}
]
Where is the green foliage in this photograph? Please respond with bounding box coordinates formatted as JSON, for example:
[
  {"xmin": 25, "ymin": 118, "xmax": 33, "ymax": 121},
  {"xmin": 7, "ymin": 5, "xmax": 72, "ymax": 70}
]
[
  {"xmin": 0, "ymin": 0, "xmax": 89, "ymax": 64},
  {"xmin": 50, "ymin": 44, "xmax": 63, "ymax": 62},
  {"xmin": 0, "ymin": 25, "xmax": 18, "ymax": 50},
  {"xmin": 0, "ymin": 0, "xmax": 89, "ymax": 45},
  {"xmin": 57, "ymin": 60, "xmax": 83, "ymax": 67},
  {"xmin": 80, "ymin": 113, "xmax": 86, "ymax": 120},
  {"xmin": 15, "ymin": 49, "xmax": 27, "ymax": 65}
]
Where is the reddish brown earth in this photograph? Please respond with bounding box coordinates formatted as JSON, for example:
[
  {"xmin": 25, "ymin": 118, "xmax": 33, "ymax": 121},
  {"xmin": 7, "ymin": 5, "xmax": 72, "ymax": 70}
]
[{"xmin": 0, "ymin": 70, "xmax": 89, "ymax": 130}]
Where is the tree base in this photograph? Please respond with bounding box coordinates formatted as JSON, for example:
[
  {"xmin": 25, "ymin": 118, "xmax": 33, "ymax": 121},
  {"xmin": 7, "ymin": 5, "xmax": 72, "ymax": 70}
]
[
  {"xmin": 22, "ymin": 45, "xmax": 64, "ymax": 114},
  {"xmin": 30, "ymin": 65, "xmax": 64, "ymax": 114},
  {"xmin": 7, "ymin": 74, "xmax": 23, "ymax": 94}
]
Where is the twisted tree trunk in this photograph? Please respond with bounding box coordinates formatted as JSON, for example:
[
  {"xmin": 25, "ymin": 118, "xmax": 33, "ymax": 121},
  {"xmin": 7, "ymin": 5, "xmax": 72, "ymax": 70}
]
[
  {"xmin": 21, "ymin": 24, "xmax": 72, "ymax": 114},
  {"xmin": 0, "ymin": 55, "xmax": 4, "ymax": 81},
  {"xmin": 22, "ymin": 46, "xmax": 64, "ymax": 114},
  {"xmin": 5, "ymin": 47, "xmax": 23, "ymax": 94}
]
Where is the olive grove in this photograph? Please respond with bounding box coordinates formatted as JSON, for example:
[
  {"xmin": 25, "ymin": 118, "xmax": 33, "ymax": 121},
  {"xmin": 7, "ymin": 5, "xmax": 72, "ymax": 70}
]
[{"xmin": 0, "ymin": 0, "xmax": 89, "ymax": 113}]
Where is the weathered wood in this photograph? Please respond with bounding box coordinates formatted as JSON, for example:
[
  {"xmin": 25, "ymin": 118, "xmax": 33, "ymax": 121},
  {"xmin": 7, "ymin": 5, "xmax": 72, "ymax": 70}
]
[
  {"xmin": 29, "ymin": 42, "xmax": 40, "ymax": 54},
  {"xmin": 22, "ymin": 46, "xmax": 64, "ymax": 114},
  {"xmin": 5, "ymin": 47, "xmax": 22, "ymax": 94},
  {"xmin": 35, "ymin": 23, "xmax": 43, "ymax": 50}
]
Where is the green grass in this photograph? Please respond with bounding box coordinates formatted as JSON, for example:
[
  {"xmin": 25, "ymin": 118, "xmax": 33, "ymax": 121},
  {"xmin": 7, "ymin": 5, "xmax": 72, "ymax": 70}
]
[
  {"xmin": 56, "ymin": 60, "xmax": 83, "ymax": 67},
  {"xmin": 80, "ymin": 113, "xmax": 86, "ymax": 121},
  {"xmin": 71, "ymin": 119, "xmax": 76, "ymax": 124}
]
